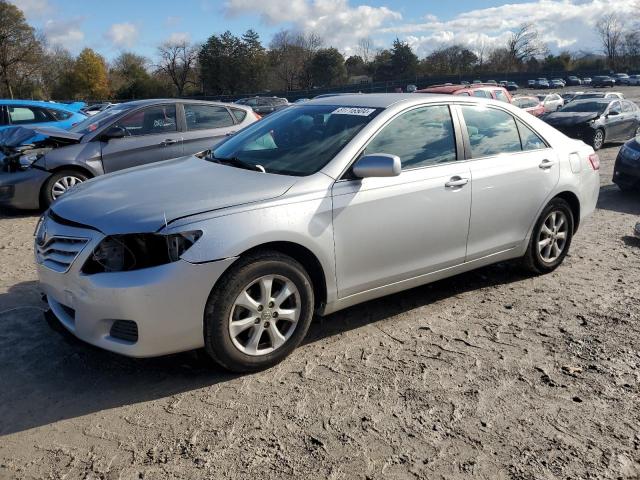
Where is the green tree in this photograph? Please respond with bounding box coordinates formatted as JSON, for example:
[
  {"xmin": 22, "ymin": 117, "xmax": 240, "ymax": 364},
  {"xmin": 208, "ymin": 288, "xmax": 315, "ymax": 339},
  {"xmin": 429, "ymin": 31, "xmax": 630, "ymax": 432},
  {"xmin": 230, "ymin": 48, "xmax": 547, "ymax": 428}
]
[
  {"xmin": 71, "ymin": 48, "xmax": 110, "ymax": 99},
  {"xmin": 345, "ymin": 55, "xmax": 366, "ymax": 77},
  {"xmin": 241, "ymin": 29, "xmax": 268, "ymax": 92},
  {"xmin": 370, "ymin": 49, "xmax": 394, "ymax": 81},
  {"xmin": 390, "ymin": 39, "xmax": 418, "ymax": 79},
  {"xmin": 309, "ymin": 48, "xmax": 346, "ymax": 87},
  {"xmin": 109, "ymin": 52, "xmax": 166, "ymax": 99},
  {"xmin": 0, "ymin": 0, "xmax": 43, "ymax": 98}
]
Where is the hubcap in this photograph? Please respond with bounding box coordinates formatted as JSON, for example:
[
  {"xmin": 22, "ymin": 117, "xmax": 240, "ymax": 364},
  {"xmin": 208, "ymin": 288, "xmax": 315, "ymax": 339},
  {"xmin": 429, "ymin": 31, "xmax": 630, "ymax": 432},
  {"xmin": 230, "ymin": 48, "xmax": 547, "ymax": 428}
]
[
  {"xmin": 228, "ymin": 274, "xmax": 300, "ymax": 356},
  {"xmin": 51, "ymin": 176, "xmax": 83, "ymax": 200},
  {"xmin": 594, "ymin": 131, "xmax": 603, "ymax": 149},
  {"xmin": 537, "ymin": 210, "xmax": 568, "ymax": 263}
]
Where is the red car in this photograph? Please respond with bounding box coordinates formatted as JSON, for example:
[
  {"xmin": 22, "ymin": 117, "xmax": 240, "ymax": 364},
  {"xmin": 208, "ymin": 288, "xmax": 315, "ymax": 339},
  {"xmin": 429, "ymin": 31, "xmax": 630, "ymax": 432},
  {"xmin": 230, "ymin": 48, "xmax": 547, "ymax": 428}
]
[
  {"xmin": 415, "ymin": 83, "xmax": 513, "ymax": 103},
  {"xmin": 512, "ymin": 96, "xmax": 546, "ymax": 117}
]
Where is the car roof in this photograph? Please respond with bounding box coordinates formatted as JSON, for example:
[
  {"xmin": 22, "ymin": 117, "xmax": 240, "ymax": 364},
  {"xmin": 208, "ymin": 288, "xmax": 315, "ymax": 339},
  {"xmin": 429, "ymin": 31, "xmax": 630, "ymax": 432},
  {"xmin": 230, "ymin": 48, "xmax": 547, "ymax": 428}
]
[
  {"xmin": 306, "ymin": 93, "xmax": 437, "ymax": 108},
  {"xmin": 571, "ymin": 98, "xmax": 613, "ymax": 104},
  {"xmin": 0, "ymin": 99, "xmax": 78, "ymax": 111}
]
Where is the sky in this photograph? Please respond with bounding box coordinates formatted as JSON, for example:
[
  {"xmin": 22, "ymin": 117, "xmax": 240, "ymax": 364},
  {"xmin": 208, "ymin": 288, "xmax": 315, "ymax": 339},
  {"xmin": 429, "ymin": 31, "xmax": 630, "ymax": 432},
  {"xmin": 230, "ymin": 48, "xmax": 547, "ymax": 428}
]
[{"xmin": 11, "ymin": 0, "xmax": 640, "ymax": 61}]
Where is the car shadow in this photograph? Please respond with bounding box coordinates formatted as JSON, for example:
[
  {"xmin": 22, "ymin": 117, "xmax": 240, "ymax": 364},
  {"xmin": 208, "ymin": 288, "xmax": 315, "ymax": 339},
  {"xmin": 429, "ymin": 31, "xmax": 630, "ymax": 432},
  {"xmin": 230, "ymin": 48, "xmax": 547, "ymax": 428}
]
[
  {"xmin": 0, "ymin": 206, "xmax": 41, "ymax": 219},
  {"xmin": 596, "ymin": 185, "xmax": 640, "ymax": 216},
  {"xmin": 0, "ymin": 261, "xmax": 532, "ymax": 436}
]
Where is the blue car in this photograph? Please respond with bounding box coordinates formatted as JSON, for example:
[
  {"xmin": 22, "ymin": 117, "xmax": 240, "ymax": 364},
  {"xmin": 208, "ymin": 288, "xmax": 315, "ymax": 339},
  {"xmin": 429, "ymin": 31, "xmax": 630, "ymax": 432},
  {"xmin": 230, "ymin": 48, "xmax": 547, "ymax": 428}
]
[{"xmin": 0, "ymin": 100, "xmax": 86, "ymax": 131}]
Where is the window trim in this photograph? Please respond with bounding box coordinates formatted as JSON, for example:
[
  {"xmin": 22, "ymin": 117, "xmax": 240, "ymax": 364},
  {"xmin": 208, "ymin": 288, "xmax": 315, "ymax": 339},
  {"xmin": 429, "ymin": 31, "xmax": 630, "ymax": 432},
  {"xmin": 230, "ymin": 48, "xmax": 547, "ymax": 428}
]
[
  {"xmin": 453, "ymin": 103, "xmax": 550, "ymax": 161},
  {"xmin": 183, "ymin": 103, "xmax": 235, "ymax": 131},
  {"xmin": 7, "ymin": 104, "xmax": 55, "ymax": 125},
  {"xmin": 337, "ymin": 102, "xmax": 466, "ymax": 181},
  {"xmin": 112, "ymin": 103, "xmax": 179, "ymax": 139}
]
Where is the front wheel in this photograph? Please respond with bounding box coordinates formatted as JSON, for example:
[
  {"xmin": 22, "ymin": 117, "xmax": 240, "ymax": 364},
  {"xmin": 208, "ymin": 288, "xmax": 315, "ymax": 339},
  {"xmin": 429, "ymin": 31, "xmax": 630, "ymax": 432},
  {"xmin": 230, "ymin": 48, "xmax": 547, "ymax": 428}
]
[
  {"xmin": 590, "ymin": 128, "xmax": 605, "ymax": 151},
  {"xmin": 41, "ymin": 170, "xmax": 88, "ymax": 207},
  {"xmin": 523, "ymin": 198, "xmax": 574, "ymax": 274},
  {"xmin": 203, "ymin": 251, "xmax": 314, "ymax": 372}
]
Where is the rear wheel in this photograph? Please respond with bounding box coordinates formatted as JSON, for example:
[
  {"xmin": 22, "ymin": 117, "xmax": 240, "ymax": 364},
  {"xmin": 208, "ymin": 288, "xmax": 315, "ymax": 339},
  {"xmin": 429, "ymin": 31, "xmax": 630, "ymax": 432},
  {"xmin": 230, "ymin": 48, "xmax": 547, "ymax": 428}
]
[
  {"xmin": 41, "ymin": 170, "xmax": 88, "ymax": 207},
  {"xmin": 203, "ymin": 251, "xmax": 314, "ymax": 372},
  {"xmin": 523, "ymin": 198, "xmax": 574, "ymax": 274}
]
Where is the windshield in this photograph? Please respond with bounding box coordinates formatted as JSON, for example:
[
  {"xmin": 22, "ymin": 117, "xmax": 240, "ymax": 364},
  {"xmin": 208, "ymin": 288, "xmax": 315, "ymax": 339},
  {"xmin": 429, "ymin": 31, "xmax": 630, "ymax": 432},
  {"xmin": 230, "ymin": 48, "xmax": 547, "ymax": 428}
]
[
  {"xmin": 69, "ymin": 106, "xmax": 132, "ymax": 135},
  {"xmin": 211, "ymin": 104, "xmax": 381, "ymax": 176},
  {"xmin": 575, "ymin": 93, "xmax": 604, "ymax": 100},
  {"xmin": 560, "ymin": 102, "xmax": 608, "ymax": 113}
]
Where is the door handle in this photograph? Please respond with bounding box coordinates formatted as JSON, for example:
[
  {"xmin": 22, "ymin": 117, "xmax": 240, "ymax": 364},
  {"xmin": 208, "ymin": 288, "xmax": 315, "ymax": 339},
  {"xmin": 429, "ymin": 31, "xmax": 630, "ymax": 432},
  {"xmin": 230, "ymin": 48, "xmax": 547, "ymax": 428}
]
[
  {"xmin": 160, "ymin": 139, "xmax": 177, "ymax": 146},
  {"xmin": 539, "ymin": 159, "xmax": 555, "ymax": 169},
  {"xmin": 445, "ymin": 176, "xmax": 469, "ymax": 188}
]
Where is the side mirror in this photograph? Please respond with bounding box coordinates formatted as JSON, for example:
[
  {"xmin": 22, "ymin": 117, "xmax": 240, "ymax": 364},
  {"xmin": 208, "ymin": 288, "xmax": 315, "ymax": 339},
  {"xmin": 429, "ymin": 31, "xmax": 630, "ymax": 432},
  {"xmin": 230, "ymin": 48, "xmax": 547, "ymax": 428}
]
[
  {"xmin": 608, "ymin": 110, "xmax": 620, "ymax": 116},
  {"xmin": 352, "ymin": 153, "xmax": 401, "ymax": 178},
  {"xmin": 99, "ymin": 126, "xmax": 126, "ymax": 141}
]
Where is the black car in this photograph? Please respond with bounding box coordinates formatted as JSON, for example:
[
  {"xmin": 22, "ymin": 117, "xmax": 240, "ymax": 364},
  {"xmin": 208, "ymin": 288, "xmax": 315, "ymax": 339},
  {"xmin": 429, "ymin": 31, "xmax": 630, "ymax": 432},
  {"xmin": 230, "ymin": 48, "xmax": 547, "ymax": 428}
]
[
  {"xmin": 234, "ymin": 96, "xmax": 289, "ymax": 116},
  {"xmin": 543, "ymin": 98, "xmax": 640, "ymax": 150},
  {"xmin": 613, "ymin": 137, "xmax": 640, "ymax": 191},
  {"xmin": 592, "ymin": 76, "xmax": 616, "ymax": 87},
  {"xmin": 566, "ymin": 76, "xmax": 583, "ymax": 86}
]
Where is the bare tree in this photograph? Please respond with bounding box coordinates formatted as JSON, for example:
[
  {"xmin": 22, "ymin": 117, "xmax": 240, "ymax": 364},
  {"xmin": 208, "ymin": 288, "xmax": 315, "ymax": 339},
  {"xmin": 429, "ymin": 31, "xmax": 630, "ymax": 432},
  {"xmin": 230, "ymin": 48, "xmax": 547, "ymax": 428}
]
[
  {"xmin": 156, "ymin": 40, "xmax": 199, "ymax": 96},
  {"xmin": 356, "ymin": 37, "xmax": 374, "ymax": 64},
  {"xmin": 596, "ymin": 14, "xmax": 624, "ymax": 70},
  {"xmin": 268, "ymin": 30, "xmax": 323, "ymax": 90},
  {"xmin": 506, "ymin": 23, "xmax": 548, "ymax": 70}
]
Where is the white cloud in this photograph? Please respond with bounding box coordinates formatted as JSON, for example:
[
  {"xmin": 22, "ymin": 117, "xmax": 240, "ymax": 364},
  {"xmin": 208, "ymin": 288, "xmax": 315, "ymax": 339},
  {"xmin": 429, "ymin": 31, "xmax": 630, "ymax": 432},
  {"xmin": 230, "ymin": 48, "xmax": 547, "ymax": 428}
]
[
  {"xmin": 165, "ymin": 15, "xmax": 182, "ymax": 27},
  {"xmin": 167, "ymin": 32, "xmax": 191, "ymax": 44},
  {"xmin": 106, "ymin": 22, "xmax": 139, "ymax": 48},
  {"xmin": 43, "ymin": 19, "xmax": 84, "ymax": 50},
  {"xmin": 10, "ymin": 0, "xmax": 50, "ymax": 18},
  {"xmin": 225, "ymin": 0, "xmax": 402, "ymax": 54}
]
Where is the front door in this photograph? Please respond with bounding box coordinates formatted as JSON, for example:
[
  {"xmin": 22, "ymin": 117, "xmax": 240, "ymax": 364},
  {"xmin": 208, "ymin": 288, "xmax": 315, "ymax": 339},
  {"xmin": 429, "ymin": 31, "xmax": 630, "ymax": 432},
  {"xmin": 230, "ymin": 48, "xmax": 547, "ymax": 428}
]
[
  {"xmin": 101, "ymin": 104, "xmax": 183, "ymax": 173},
  {"xmin": 332, "ymin": 104, "xmax": 471, "ymax": 298},
  {"xmin": 458, "ymin": 104, "xmax": 560, "ymax": 260}
]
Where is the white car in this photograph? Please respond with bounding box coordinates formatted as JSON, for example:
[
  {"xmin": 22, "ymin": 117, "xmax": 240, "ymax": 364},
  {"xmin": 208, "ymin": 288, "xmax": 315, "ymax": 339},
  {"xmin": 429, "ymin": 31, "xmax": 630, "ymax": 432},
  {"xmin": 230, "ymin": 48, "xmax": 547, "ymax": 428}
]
[
  {"xmin": 37, "ymin": 94, "xmax": 601, "ymax": 372},
  {"xmin": 536, "ymin": 93, "xmax": 564, "ymax": 112}
]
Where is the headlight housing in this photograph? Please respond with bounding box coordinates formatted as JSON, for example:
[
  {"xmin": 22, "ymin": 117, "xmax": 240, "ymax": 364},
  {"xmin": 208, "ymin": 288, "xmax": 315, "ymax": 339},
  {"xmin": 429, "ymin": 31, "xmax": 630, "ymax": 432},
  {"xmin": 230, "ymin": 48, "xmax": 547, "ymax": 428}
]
[
  {"xmin": 82, "ymin": 230, "xmax": 202, "ymax": 273},
  {"xmin": 18, "ymin": 152, "xmax": 42, "ymax": 169}
]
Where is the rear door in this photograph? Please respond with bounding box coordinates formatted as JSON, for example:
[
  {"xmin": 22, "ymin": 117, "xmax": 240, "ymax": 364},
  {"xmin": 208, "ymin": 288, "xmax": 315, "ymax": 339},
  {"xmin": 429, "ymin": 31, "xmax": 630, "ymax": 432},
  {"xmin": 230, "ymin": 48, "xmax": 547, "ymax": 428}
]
[
  {"xmin": 100, "ymin": 103, "xmax": 183, "ymax": 173},
  {"xmin": 458, "ymin": 104, "xmax": 560, "ymax": 260},
  {"xmin": 604, "ymin": 101, "xmax": 625, "ymax": 140},
  {"xmin": 620, "ymin": 101, "xmax": 638, "ymax": 139},
  {"xmin": 181, "ymin": 103, "xmax": 238, "ymax": 154}
]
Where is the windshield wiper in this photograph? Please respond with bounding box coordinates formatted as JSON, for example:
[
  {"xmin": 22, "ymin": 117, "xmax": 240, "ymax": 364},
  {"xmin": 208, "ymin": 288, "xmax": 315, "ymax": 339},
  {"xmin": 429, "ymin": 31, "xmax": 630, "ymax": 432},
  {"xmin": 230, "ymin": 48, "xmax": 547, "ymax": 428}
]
[{"xmin": 206, "ymin": 154, "xmax": 266, "ymax": 173}]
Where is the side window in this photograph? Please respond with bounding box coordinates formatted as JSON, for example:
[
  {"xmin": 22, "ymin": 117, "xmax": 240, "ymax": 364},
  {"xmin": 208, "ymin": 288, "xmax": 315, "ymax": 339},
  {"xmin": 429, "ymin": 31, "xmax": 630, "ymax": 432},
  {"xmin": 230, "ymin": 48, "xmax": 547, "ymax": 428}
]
[
  {"xmin": 48, "ymin": 109, "xmax": 72, "ymax": 121},
  {"xmin": 364, "ymin": 105, "xmax": 457, "ymax": 169},
  {"xmin": 609, "ymin": 101, "xmax": 621, "ymax": 114},
  {"xmin": 494, "ymin": 90, "xmax": 509, "ymax": 102},
  {"xmin": 473, "ymin": 90, "xmax": 490, "ymax": 98},
  {"xmin": 460, "ymin": 105, "xmax": 522, "ymax": 157},
  {"xmin": 115, "ymin": 105, "xmax": 177, "ymax": 136},
  {"xmin": 231, "ymin": 108, "xmax": 247, "ymax": 122},
  {"xmin": 622, "ymin": 101, "xmax": 633, "ymax": 113},
  {"xmin": 184, "ymin": 104, "xmax": 234, "ymax": 130},
  {"xmin": 8, "ymin": 106, "xmax": 53, "ymax": 124},
  {"xmin": 517, "ymin": 120, "xmax": 546, "ymax": 151}
]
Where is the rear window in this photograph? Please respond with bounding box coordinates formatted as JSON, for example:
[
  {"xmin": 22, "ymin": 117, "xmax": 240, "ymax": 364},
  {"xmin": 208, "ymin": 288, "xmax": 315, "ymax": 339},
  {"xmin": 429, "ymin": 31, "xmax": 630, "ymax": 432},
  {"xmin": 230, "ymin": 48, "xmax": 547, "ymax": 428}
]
[
  {"xmin": 494, "ymin": 90, "xmax": 509, "ymax": 102},
  {"xmin": 48, "ymin": 109, "xmax": 72, "ymax": 121},
  {"xmin": 184, "ymin": 104, "xmax": 234, "ymax": 130},
  {"xmin": 460, "ymin": 105, "xmax": 521, "ymax": 158},
  {"xmin": 8, "ymin": 106, "xmax": 53, "ymax": 124},
  {"xmin": 231, "ymin": 108, "xmax": 247, "ymax": 122},
  {"xmin": 472, "ymin": 90, "xmax": 490, "ymax": 98}
]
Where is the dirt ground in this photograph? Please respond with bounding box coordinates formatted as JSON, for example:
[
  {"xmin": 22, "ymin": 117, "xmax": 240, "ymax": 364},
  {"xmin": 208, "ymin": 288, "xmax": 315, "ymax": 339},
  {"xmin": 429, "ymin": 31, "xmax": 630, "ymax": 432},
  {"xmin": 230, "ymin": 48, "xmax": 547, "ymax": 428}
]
[{"xmin": 1, "ymin": 90, "xmax": 640, "ymax": 480}]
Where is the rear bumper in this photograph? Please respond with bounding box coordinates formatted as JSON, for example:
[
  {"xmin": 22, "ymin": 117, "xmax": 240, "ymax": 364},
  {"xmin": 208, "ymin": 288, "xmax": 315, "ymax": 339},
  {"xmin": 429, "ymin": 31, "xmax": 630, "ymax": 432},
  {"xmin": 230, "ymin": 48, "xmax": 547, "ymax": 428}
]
[
  {"xmin": 613, "ymin": 155, "xmax": 640, "ymax": 188},
  {"xmin": 0, "ymin": 168, "xmax": 49, "ymax": 209}
]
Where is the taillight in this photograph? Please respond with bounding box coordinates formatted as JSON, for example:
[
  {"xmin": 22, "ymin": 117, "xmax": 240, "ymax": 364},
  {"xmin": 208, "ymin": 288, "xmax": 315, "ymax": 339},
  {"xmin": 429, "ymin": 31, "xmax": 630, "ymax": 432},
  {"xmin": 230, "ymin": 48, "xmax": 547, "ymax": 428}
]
[
  {"xmin": 588, "ymin": 153, "xmax": 600, "ymax": 170},
  {"xmin": 254, "ymin": 112, "xmax": 262, "ymax": 120}
]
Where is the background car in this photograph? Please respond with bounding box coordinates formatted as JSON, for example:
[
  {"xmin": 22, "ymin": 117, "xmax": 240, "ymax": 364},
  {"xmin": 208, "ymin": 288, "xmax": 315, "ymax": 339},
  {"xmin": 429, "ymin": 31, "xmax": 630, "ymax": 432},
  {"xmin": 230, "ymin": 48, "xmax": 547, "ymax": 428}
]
[
  {"xmin": 416, "ymin": 84, "xmax": 512, "ymax": 102},
  {"xmin": 81, "ymin": 102, "xmax": 116, "ymax": 116},
  {"xmin": 551, "ymin": 78, "xmax": 566, "ymax": 88},
  {"xmin": 0, "ymin": 100, "xmax": 86, "ymax": 131},
  {"xmin": 512, "ymin": 96, "xmax": 545, "ymax": 117},
  {"xmin": 582, "ymin": 77, "xmax": 592, "ymax": 85},
  {"xmin": 628, "ymin": 74, "xmax": 640, "ymax": 85},
  {"xmin": 535, "ymin": 78, "xmax": 550, "ymax": 89},
  {"xmin": 593, "ymin": 76, "xmax": 616, "ymax": 87},
  {"xmin": 536, "ymin": 93, "xmax": 564, "ymax": 112},
  {"xmin": 566, "ymin": 76, "xmax": 583, "ymax": 86},
  {"xmin": 37, "ymin": 93, "xmax": 600, "ymax": 372},
  {"xmin": 613, "ymin": 136, "xmax": 640, "ymax": 191},
  {"xmin": 0, "ymin": 99, "xmax": 259, "ymax": 209},
  {"xmin": 561, "ymin": 91, "xmax": 583, "ymax": 103},
  {"xmin": 543, "ymin": 98, "xmax": 640, "ymax": 150},
  {"xmin": 614, "ymin": 73, "xmax": 630, "ymax": 85},
  {"xmin": 235, "ymin": 96, "xmax": 289, "ymax": 116},
  {"xmin": 527, "ymin": 79, "xmax": 536, "ymax": 87},
  {"xmin": 506, "ymin": 82, "xmax": 519, "ymax": 91},
  {"xmin": 573, "ymin": 91, "xmax": 624, "ymax": 100}
]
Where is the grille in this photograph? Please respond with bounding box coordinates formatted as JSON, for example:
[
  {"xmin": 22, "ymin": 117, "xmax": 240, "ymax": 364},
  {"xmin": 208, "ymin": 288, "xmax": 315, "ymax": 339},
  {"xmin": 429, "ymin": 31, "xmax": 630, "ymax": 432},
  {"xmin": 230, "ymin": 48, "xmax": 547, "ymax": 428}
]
[
  {"xmin": 110, "ymin": 320, "xmax": 138, "ymax": 343},
  {"xmin": 36, "ymin": 236, "xmax": 89, "ymax": 272}
]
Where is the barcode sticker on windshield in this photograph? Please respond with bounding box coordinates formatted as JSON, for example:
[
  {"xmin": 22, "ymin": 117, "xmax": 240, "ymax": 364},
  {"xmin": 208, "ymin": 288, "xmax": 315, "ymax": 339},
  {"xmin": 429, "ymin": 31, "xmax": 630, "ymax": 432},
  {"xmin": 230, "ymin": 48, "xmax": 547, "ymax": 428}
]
[{"xmin": 331, "ymin": 107, "xmax": 376, "ymax": 116}]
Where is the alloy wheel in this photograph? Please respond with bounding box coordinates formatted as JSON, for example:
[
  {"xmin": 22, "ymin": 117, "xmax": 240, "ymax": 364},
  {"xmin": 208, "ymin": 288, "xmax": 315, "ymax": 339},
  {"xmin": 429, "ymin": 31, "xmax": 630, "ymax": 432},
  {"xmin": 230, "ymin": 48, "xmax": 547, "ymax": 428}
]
[
  {"xmin": 228, "ymin": 274, "xmax": 301, "ymax": 356},
  {"xmin": 51, "ymin": 175, "xmax": 83, "ymax": 200},
  {"xmin": 593, "ymin": 130, "xmax": 604, "ymax": 150},
  {"xmin": 537, "ymin": 210, "xmax": 568, "ymax": 263}
]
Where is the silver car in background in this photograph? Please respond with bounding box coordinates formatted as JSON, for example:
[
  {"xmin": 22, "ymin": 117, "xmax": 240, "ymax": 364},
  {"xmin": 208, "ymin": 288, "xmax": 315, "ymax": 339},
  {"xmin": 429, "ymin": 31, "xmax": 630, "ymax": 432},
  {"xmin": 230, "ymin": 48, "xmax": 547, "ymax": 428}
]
[{"xmin": 37, "ymin": 94, "xmax": 600, "ymax": 372}]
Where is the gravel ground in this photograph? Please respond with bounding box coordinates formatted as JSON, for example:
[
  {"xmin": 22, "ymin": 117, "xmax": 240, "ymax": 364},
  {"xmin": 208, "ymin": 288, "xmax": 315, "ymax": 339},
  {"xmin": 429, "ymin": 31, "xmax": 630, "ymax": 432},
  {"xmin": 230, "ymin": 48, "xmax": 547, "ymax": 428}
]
[{"xmin": 1, "ymin": 89, "xmax": 640, "ymax": 479}]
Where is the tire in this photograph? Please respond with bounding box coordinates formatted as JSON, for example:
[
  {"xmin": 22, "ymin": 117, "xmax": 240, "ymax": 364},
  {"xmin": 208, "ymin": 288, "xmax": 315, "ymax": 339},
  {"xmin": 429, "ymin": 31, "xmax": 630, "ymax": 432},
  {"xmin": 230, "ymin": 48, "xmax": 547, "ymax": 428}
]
[
  {"xmin": 41, "ymin": 170, "xmax": 88, "ymax": 207},
  {"xmin": 523, "ymin": 198, "xmax": 574, "ymax": 274},
  {"xmin": 203, "ymin": 250, "xmax": 314, "ymax": 373},
  {"xmin": 589, "ymin": 128, "xmax": 605, "ymax": 151}
]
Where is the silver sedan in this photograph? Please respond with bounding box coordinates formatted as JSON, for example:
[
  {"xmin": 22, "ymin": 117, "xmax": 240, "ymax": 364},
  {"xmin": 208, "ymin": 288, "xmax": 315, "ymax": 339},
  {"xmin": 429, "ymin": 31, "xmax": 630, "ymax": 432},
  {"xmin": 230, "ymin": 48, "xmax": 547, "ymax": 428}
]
[{"xmin": 37, "ymin": 94, "xmax": 600, "ymax": 372}]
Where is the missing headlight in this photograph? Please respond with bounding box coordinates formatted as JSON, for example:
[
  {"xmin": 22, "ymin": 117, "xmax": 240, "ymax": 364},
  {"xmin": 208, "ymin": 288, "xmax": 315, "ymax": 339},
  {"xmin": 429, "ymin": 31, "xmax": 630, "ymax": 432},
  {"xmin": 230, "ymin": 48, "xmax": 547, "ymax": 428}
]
[{"xmin": 83, "ymin": 231, "xmax": 202, "ymax": 274}]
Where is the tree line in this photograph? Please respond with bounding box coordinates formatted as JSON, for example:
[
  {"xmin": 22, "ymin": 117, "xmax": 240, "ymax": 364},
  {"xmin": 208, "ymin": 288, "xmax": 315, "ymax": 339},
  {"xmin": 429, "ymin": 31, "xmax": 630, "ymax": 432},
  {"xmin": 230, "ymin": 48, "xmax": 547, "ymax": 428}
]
[{"xmin": 1, "ymin": 0, "xmax": 638, "ymax": 102}]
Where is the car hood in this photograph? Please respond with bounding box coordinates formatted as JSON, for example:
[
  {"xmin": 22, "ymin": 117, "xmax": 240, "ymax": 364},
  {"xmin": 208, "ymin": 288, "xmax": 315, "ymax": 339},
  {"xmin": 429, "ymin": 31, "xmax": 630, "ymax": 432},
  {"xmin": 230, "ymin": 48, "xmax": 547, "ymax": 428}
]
[
  {"xmin": 50, "ymin": 155, "xmax": 298, "ymax": 234},
  {"xmin": 544, "ymin": 112, "xmax": 599, "ymax": 126},
  {"xmin": 0, "ymin": 126, "xmax": 83, "ymax": 148}
]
